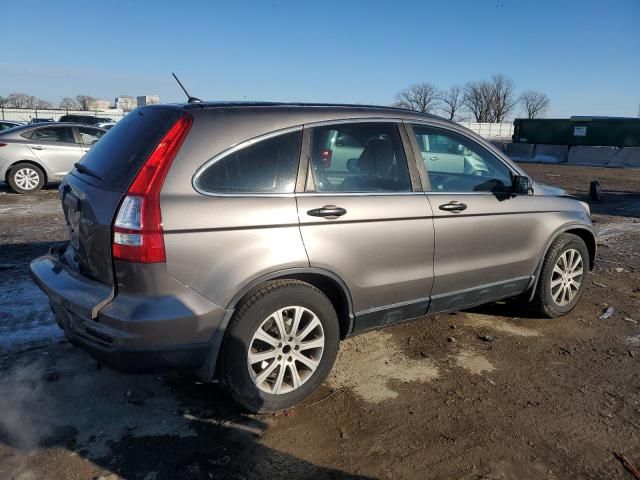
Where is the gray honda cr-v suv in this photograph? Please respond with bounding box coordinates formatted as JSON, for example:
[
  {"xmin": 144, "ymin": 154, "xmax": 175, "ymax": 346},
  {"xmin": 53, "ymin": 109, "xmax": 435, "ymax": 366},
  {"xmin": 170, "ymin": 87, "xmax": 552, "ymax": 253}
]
[{"xmin": 31, "ymin": 102, "xmax": 595, "ymax": 412}]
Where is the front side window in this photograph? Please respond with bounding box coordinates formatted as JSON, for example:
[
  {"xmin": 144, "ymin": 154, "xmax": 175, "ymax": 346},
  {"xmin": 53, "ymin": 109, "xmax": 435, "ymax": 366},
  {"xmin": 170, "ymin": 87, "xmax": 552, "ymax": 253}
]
[
  {"xmin": 29, "ymin": 126, "xmax": 75, "ymax": 143},
  {"xmin": 78, "ymin": 127, "xmax": 105, "ymax": 145},
  {"xmin": 195, "ymin": 130, "xmax": 302, "ymax": 194},
  {"xmin": 412, "ymin": 125, "xmax": 513, "ymax": 193},
  {"xmin": 309, "ymin": 123, "xmax": 411, "ymax": 193}
]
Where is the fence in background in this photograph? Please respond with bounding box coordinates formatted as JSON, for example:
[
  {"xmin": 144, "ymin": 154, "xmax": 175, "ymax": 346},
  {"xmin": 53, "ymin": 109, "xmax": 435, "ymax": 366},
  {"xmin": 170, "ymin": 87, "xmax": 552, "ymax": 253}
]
[
  {"xmin": 457, "ymin": 122, "xmax": 514, "ymax": 138},
  {"xmin": 0, "ymin": 107, "xmax": 127, "ymax": 123},
  {"xmin": 1, "ymin": 107, "xmax": 516, "ymax": 139}
]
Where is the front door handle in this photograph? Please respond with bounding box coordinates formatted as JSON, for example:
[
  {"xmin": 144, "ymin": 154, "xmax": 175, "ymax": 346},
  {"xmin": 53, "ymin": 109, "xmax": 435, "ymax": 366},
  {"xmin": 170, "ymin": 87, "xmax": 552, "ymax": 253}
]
[
  {"xmin": 31, "ymin": 145, "xmax": 46, "ymax": 150},
  {"xmin": 439, "ymin": 201, "xmax": 467, "ymax": 212},
  {"xmin": 307, "ymin": 205, "xmax": 347, "ymax": 219}
]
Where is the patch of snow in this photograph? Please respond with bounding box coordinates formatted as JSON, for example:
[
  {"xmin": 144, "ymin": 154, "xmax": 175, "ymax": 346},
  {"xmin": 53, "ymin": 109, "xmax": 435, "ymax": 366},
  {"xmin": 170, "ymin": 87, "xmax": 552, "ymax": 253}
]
[{"xmin": 0, "ymin": 277, "xmax": 62, "ymax": 350}]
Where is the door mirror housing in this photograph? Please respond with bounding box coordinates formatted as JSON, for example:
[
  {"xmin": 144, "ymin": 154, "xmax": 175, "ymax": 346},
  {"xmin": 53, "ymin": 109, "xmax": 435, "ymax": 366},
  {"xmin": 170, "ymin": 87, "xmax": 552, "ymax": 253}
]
[{"xmin": 512, "ymin": 175, "xmax": 534, "ymax": 195}]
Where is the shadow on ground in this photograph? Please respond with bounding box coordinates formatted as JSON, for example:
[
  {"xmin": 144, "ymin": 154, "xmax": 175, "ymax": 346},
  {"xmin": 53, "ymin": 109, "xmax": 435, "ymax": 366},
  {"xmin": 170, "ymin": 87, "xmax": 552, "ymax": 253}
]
[{"xmin": 0, "ymin": 343, "xmax": 372, "ymax": 480}]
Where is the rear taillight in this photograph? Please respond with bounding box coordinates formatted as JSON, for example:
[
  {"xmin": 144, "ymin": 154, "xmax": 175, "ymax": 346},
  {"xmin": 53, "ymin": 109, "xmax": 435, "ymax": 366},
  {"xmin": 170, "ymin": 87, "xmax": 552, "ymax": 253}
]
[
  {"xmin": 112, "ymin": 114, "xmax": 192, "ymax": 263},
  {"xmin": 0, "ymin": 143, "xmax": 7, "ymax": 147}
]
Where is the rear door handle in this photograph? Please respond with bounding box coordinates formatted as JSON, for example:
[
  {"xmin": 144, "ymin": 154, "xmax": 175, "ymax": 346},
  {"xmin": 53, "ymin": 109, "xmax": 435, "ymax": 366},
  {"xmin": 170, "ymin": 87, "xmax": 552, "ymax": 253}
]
[
  {"xmin": 307, "ymin": 205, "xmax": 347, "ymax": 218},
  {"xmin": 439, "ymin": 201, "xmax": 467, "ymax": 212}
]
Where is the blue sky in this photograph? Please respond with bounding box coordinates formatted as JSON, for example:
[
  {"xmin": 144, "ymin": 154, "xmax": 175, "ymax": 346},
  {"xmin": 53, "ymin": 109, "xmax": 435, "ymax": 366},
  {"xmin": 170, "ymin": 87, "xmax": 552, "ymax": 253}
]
[{"xmin": 0, "ymin": 0, "xmax": 638, "ymax": 118}]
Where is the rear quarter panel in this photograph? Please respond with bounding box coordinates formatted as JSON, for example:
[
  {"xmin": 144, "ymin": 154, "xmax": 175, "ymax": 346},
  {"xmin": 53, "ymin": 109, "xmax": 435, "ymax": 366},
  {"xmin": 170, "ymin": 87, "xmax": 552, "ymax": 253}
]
[{"xmin": 160, "ymin": 109, "xmax": 310, "ymax": 308}]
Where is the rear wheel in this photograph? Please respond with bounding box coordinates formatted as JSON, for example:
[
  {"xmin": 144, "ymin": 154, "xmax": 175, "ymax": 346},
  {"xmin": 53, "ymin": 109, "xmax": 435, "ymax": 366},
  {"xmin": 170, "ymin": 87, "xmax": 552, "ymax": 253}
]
[
  {"xmin": 532, "ymin": 233, "xmax": 588, "ymax": 318},
  {"xmin": 220, "ymin": 280, "xmax": 340, "ymax": 413},
  {"xmin": 8, "ymin": 163, "xmax": 45, "ymax": 194}
]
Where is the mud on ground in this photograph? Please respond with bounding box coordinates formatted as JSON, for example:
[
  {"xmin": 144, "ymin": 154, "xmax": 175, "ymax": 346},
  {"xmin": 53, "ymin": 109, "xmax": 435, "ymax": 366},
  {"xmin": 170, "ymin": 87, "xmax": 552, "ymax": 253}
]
[{"xmin": 0, "ymin": 164, "xmax": 639, "ymax": 479}]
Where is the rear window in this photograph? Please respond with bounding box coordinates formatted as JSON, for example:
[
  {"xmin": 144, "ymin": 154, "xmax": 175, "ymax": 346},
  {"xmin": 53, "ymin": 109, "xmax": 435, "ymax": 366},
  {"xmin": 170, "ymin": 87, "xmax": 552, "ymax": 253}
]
[{"xmin": 73, "ymin": 108, "xmax": 181, "ymax": 192}]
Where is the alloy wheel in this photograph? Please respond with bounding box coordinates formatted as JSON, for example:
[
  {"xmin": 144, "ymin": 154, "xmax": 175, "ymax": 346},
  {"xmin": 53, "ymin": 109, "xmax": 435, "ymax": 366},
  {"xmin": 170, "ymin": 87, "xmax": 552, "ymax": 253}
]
[
  {"xmin": 550, "ymin": 248, "xmax": 584, "ymax": 307},
  {"xmin": 247, "ymin": 306, "xmax": 325, "ymax": 395},
  {"xmin": 14, "ymin": 167, "xmax": 40, "ymax": 191}
]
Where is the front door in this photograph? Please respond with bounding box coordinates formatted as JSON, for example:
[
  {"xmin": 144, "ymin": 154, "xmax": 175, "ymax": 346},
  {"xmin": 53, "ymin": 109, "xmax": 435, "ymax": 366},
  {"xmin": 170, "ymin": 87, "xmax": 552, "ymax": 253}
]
[
  {"xmin": 297, "ymin": 121, "xmax": 435, "ymax": 333},
  {"xmin": 407, "ymin": 123, "xmax": 540, "ymax": 313}
]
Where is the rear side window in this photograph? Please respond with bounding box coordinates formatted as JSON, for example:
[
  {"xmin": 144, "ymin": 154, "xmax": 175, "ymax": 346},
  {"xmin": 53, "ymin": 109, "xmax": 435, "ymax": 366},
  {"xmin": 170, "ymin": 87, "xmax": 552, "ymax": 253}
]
[
  {"xmin": 78, "ymin": 127, "xmax": 105, "ymax": 145},
  {"xmin": 74, "ymin": 108, "xmax": 182, "ymax": 192},
  {"xmin": 29, "ymin": 126, "xmax": 75, "ymax": 143},
  {"xmin": 308, "ymin": 122, "xmax": 411, "ymax": 193},
  {"xmin": 195, "ymin": 131, "xmax": 302, "ymax": 194}
]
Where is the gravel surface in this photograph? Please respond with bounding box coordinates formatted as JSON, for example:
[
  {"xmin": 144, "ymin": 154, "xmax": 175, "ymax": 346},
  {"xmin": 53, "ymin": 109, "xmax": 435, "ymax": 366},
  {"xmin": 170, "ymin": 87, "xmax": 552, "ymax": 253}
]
[{"xmin": 0, "ymin": 165, "xmax": 639, "ymax": 479}]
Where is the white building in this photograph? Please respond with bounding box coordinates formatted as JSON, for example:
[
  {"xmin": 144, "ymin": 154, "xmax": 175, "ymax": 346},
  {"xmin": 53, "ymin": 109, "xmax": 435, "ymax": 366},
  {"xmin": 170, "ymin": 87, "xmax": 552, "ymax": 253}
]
[
  {"xmin": 89, "ymin": 98, "xmax": 112, "ymax": 110},
  {"xmin": 115, "ymin": 96, "xmax": 137, "ymax": 111},
  {"xmin": 137, "ymin": 95, "xmax": 160, "ymax": 107}
]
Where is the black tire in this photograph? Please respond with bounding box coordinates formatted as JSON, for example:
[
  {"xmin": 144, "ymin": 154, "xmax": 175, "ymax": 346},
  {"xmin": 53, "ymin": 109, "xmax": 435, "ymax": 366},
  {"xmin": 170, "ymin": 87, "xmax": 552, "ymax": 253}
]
[
  {"xmin": 219, "ymin": 280, "xmax": 340, "ymax": 413},
  {"xmin": 532, "ymin": 233, "xmax": 589, "ymax": 318},
  {"xmin": 7, "ymin": 162, "xmax": 45, "ymax": 194}
]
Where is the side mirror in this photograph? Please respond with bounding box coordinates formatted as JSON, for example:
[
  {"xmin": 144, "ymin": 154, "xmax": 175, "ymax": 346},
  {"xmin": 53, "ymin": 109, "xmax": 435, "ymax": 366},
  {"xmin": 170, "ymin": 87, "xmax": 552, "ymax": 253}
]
[{"xmin": 512, "ymin": 175, "xmax": 534, "ymax": 195}]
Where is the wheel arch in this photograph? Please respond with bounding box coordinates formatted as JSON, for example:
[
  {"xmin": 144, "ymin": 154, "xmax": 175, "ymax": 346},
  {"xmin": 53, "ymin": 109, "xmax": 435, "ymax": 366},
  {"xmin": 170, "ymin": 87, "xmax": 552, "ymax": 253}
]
[
  {"xmin": 227, "ymin": 267, "xmax": 355, "ymax": 339},
  {"xmin": 528, "ymin": 223, "xmax": 596, "ymax": 301},
  {"xmin": 5, "ymin": 159, "xmax": 49, "ymax": 185},
  {"xmin": 197, "ymin": 268, "xmax": 355, "ymax": 382}
]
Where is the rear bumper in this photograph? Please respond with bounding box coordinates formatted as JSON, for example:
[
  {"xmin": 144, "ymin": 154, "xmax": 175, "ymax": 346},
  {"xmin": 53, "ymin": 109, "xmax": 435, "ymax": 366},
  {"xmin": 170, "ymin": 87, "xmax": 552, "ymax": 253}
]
[{"xmin": 30, "ymin": 253, "xmax": 228, "ymax": 373}]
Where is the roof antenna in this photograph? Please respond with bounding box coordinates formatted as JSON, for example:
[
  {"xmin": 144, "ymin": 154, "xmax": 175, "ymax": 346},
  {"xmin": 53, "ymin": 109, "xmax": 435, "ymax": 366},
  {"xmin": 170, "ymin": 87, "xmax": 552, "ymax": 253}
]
[{"xmin": 172, "ymin": 72, "xmax": 202, "ymax": 103}]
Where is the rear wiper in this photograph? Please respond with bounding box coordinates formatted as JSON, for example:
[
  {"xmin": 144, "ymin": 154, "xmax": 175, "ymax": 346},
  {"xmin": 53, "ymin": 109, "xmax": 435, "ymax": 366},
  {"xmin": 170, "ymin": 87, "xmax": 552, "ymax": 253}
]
[{"xmin": 74, "ymin": 162, "xmax": 103, "ymax": 180}]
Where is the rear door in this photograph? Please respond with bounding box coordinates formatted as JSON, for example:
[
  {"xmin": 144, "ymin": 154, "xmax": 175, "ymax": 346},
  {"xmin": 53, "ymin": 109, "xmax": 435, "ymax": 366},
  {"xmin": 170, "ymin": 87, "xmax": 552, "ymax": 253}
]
[
  {"xmin": 77, "ymin": 126, "xmax": 106, "ymax": 155},
  {"xmin": 297, "ymin": 121, "xmax": 434, "ymax": 333},
  {"xmin": 407, "ymin": 123, "xmax": 540, "ymax": 313},
  {"xmin": 26, "ymin": 125, "xmax": 82, "ymax": 176}
]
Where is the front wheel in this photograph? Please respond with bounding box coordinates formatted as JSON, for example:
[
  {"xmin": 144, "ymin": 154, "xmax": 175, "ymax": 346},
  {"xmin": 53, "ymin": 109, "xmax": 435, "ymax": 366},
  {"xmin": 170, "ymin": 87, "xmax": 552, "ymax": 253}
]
[
  {"xmin": 532, "ymin": 233, "xmax": 589, "ymax": 318},
  {"xmin": 8, "ymin": 163, "xmax": 45, "ymax": 194},
  {"xmin": 219, "ymin": 280, "xmax": 340, "ymax": 413}
]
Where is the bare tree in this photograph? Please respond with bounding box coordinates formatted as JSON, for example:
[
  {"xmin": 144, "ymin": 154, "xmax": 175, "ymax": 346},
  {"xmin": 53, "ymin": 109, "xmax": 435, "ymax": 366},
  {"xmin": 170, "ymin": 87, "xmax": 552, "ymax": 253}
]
[
  {"xmin": 463, "ymin": 80, "xmax": 494, "ymax": 122},
  {"xmin": 36, "ymin": 99, "xmax": 53, "ymax": 109},
  {"xmin": 24, "ymin": 96, "xmax": 37, "ymax": 109},
  {"xmin": 518, "ymin": 90, "xmax": 549, "ymax": 119},
  {"xmin": 463, "ymin": 74, "xmax": 518, "ymax": 123},
  {"xmin": 438, "ymin": 85, "xmax": 463, "ymax": 121},
  {"xmin": 6, "ymin": 93, "xmax": 31, "ymax": 108},
  {"xmin": 489, "ymin": 74, "xmax": 517, "ymax": 122},
  {"xmin": 392, "ymin": 82, "xmax": 439, "ymax": 113},
  {"xmin": 75, "ymin": 95, "xmax": 96, "ymax": 111},
  {"xmin": 0, "ymin": 96, "xmax": 7, "ymax": 107},
  {"xmin": 59, "ymin": 97, "xmax": 79, "ymax": 110}
]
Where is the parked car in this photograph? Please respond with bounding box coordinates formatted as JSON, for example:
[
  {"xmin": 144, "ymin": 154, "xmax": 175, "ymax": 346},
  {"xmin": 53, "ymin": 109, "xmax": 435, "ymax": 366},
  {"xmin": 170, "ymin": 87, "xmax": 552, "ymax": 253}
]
[
  {"xmin": 97, "ymin": 121, "xmax": 116, "ymax": 130},
  {"xmin": 0, "ymin": 123, "xmax": 106, "ymax": 193},
  {"xmin": 30, "ymin": 118, "xmax": 55, "ymax": 124},
  {"xmin": 30, "ymin": 103, "xmax": 595, "ymax": 412},
  {"xmin": 59, "ymin": 114, "xmax": 114, "ymax": 126},
  {"xmin": 0, "ymin": 120, "xmax": 24, "ymax": 132}
]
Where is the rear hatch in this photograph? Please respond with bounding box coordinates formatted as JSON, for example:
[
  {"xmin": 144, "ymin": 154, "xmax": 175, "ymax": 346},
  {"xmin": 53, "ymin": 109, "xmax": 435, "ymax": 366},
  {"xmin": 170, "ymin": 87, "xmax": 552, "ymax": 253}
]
[{"xmin": 59, "ymin": 107, "xmax": 183, "ymax": 285}]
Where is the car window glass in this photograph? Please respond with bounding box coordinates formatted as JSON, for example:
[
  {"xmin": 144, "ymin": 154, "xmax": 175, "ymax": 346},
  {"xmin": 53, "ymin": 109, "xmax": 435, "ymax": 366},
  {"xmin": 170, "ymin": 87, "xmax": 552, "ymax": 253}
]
[
  {"xmin": 30, "ymin": 126, "xmax": 75, "ymax": 143},
  {"xmin": 79, "ymin": 127, "xmax": 105, "ymax": 145},
  {"xmin": 196, "ymin": 130, "xmax": 302, "ymax": 194},
  {"xmin": 412, "ymin": 125, "xmax": 512, "ymax": 193},
  {"xmin": 308, "ymin": 123, "xmax": 411, "ymax": 193}
]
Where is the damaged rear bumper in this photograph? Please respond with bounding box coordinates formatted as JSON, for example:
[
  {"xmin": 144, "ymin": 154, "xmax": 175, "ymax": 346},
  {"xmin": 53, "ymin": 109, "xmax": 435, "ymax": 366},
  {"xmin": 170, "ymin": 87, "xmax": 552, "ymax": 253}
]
[{"xmin": 30, "ymin": 252, "xmax": 227, "ymax": 373}]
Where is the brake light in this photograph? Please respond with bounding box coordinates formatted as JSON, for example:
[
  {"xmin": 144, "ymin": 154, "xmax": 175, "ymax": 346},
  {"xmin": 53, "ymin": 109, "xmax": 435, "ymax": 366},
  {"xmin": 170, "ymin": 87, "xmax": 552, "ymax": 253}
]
[
  {"xmin": 112, "ymin": 114, "xmax": 192, "ymax": 263},
  {"xmin": 320, "ymin": 148, "xmax": 332, "ymax": 168},
  {"xmin": 0, "ymin": 143, "xmax": 7, "ymax": 147}
]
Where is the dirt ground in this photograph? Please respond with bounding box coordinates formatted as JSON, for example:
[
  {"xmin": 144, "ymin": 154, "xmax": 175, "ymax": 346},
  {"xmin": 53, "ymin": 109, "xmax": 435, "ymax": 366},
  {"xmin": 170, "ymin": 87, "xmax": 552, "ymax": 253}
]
[{"xmin": 0, "ymin": 163, "xmax": 639, "ymax": 480}]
